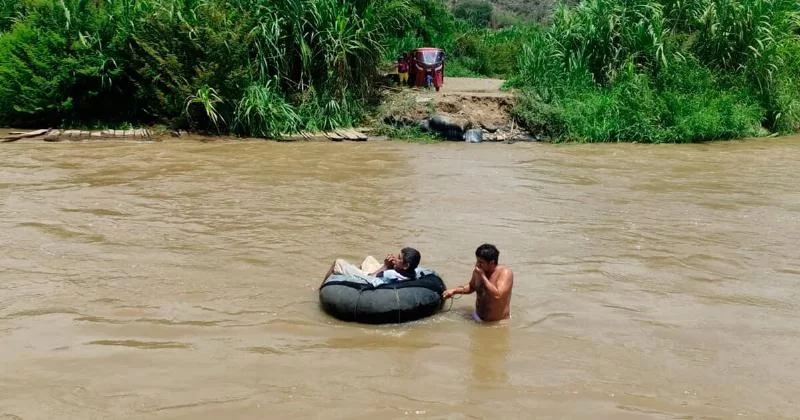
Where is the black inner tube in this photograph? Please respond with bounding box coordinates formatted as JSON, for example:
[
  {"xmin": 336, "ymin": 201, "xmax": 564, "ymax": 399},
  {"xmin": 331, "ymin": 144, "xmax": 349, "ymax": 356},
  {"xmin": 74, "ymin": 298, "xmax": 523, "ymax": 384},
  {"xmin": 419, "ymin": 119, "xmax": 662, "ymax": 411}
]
[{"xmin": 319, "ymin": 272, "xmax": 446, "ymax": 324}]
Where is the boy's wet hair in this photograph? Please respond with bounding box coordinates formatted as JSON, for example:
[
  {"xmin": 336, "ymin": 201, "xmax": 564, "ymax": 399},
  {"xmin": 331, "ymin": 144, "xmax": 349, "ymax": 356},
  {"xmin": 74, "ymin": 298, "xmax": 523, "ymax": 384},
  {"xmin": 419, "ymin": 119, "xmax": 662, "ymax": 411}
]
[{"xmin": 475, "ymin": 243, "xmax": 499, "ymax": 264}]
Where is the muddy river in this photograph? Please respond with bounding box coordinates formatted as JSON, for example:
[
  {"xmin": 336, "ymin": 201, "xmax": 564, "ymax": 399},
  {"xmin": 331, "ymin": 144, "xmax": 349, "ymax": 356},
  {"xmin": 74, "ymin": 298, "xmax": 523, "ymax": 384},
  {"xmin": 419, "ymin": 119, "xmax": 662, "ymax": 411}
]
[{"xmin": 1, "ymin": 136, "xmax": 798, "ymax": 419}]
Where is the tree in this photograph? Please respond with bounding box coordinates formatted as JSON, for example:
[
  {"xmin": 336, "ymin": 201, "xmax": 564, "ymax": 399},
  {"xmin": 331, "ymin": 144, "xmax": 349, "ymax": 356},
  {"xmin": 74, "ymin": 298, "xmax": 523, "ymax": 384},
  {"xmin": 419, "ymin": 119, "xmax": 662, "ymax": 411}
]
[{"xmin": 453, "ymin": 0, "xmax": 493, "ymax": 28}]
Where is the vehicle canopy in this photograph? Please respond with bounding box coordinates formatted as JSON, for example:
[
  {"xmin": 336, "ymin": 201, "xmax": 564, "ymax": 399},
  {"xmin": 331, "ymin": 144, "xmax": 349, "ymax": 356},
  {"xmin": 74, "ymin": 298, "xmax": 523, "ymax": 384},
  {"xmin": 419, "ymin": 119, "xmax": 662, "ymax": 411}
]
[{"xmin": 410, "ymin": 47, "xmax": 444, "ymax": 67}]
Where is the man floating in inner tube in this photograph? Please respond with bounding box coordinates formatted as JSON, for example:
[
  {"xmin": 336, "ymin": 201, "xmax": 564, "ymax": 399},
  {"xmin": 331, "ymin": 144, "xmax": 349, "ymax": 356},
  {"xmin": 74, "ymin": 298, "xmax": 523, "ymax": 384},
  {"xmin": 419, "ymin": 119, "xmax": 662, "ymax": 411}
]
[
  {"xmin": 442, "ymin": 244, "xmax": 514, "ymax": 322},
  {"xmin": 321, "ymin": 247, "xmax": 421, "ymax": 288}
]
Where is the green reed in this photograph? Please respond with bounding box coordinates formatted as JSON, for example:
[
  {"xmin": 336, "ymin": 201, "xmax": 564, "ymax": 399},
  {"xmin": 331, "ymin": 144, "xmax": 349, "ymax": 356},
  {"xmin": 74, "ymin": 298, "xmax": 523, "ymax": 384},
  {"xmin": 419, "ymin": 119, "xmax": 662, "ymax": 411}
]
[
  {"xmin": 508, "ymin": 0, "xmax": 800, "ymax": 142},
  {"xmin": 0, "ymin": 0, "xmax": 410, "ymax": 134}
]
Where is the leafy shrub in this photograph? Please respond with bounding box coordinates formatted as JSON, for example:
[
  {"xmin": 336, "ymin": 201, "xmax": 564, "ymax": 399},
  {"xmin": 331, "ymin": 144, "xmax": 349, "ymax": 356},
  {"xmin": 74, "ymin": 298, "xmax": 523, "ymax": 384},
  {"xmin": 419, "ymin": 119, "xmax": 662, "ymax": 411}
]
[
  {"xmin": 453, "ymin": 0, "xmax": 493, "ymax": 27},
  {"xmin": 508, "ymin": 0, "xmax": 796, "ymax": 142},
  {"xmin": 0, "ymin": 0, "xmax": 411, "ymax": 134}
]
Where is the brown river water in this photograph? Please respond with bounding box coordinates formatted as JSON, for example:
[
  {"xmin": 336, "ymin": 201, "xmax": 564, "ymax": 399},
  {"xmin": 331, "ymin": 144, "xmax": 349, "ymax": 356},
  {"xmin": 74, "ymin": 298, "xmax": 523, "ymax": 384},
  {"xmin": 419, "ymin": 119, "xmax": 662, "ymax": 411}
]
[{"xmin": 1, "ymin": 135, "xmax": 799, "ymax": 419}]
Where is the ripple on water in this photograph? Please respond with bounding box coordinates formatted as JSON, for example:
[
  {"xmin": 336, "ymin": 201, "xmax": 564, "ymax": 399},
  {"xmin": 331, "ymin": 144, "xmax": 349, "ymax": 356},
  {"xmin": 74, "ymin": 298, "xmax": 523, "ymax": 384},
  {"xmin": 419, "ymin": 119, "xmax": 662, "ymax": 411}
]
[
  {"xmin": 85, "ymin": 340, "xmax": 192, "ymax": 350},
  {"xmin": 1, "ymin": 138, "xmax": 800, "ymax": 419}
]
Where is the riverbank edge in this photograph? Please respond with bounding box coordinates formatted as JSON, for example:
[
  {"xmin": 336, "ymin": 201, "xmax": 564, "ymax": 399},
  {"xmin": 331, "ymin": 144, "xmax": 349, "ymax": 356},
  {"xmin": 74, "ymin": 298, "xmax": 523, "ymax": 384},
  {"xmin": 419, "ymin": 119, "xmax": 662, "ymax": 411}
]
[
  {"xmin": 0, "ymin": 84, "xmax": 544, "ymax": 144},
  {"xmin": 3, "ymin": 123, "xmax": 780, "ymax": 144},
  {"xmin": 0, "ymin": 86, "xmax": 784, "ymax": 145}
]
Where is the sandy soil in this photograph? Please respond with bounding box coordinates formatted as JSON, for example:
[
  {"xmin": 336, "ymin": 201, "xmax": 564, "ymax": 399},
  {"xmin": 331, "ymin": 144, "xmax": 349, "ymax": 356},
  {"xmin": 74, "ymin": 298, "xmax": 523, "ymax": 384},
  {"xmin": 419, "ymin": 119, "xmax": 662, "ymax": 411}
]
[
  {"xmin": 439, "ymin": 77, "xmax": 512, "ymax": 97},
  {"xmin": 392, "ymin": 77, "xmax": 517, "ymax": 128}
]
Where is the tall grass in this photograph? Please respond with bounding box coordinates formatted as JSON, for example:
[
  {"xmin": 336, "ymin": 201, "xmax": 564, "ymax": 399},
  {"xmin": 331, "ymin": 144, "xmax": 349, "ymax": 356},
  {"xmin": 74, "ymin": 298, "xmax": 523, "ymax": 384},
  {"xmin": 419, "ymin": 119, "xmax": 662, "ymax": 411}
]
[
  {"xmin": 384, "ymin": 0, "xmax": 458, "ymax": 57},
  {"xmin": 3, "ymin": 0, "xmax": 799, "ymax": 142},
  {"xmin": 508, "ymin": 0, "xmax": 800, "ymax": 142},
  {"xmin": 383, "ymin": 0, "xmax": 539, "ymax": 78},
  {"xmin": 0, "ymin": 0, "xmax": 411, "ymax": 134},
  {"xmin": 1, "ymin": 0, "xmax": 21, "ymax": 32},
  {"xmin": 447, "ymin": 24, "xmax": 539, "ymax": 77}
]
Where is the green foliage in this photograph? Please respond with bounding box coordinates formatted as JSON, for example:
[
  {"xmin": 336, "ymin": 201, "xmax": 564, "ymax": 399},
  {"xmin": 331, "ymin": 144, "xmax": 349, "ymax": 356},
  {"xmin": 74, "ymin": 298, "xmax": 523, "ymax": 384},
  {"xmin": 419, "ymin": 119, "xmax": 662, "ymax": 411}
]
[
  {"xmin": 0, "ymin": 0, "xmax": 126, "ymax": 127},
  {"xmin": 383, "ymin": 0, "xmax": 536, "ymax": 78},
  {"xmin": 3, "ymin": 0, "xmax": 799, "ymax": 143},
  {"xmin": 1, "ymin": 0, "xmax": 21, "ymax": 32},
  {"xmin": 449, "ymin": 25, "xmax": 535, "ymax": 77},
  {"xmin": 295, "ymin": 90, "xmax": 367, "ymax": 132},
  {"xmin": 385, "ymin": 0, "xmax": 457, "ymax": 57},
  {"xmin": 510, "ymin": 92, "xmax": 565, "ymax": 137},
  {"xmin": 555, "ymin": 59, "xmax": 762, "ymax": 142},
  {"xmin": 453, "ymin": 0, "xmax": 493, "ymax": 27},
  {"xmin": 0, "ymin": 0, "xmax": 412, "ymax": 135},
  {"xmin": 186, "ymin": 86, "xmax": 226, "ymax": 132},
  {"xmin": 233, "ymin": 81, "xmax": 301, "ymax": 138},
  {"xmin": 491, "ymin": 9, "xmax": 525, "ymax": 28},
  {"xmin": 373, "ymin": 123, "xmax": 442, "ymax": 142},
  {"xmin": 768, "ymin": 41, "xmax": 800, "ymax": 132},
  {"xmin": 507, "ymin": 0, "xmax": 799, "ymax": 142}
]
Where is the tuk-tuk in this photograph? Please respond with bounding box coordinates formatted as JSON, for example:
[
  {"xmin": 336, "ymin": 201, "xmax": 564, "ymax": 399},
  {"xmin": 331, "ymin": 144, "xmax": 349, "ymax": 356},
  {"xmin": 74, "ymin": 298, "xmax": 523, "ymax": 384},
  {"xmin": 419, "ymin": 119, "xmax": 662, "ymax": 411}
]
[{"xmin": 408, "ymin": 47, "xmax": 444, "ymax": 91}]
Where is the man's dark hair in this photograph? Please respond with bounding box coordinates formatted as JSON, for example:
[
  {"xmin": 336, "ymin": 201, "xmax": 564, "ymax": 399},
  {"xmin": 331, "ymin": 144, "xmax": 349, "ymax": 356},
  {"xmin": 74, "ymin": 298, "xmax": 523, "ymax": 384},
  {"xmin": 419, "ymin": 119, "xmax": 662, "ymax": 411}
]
[
  {"xmin": 475, "ymin": 243, "xmax": 499, "ymax": 264},
  {"xmin": 400, "ymin": 247, "xmax": 421, "ymax": 278}
]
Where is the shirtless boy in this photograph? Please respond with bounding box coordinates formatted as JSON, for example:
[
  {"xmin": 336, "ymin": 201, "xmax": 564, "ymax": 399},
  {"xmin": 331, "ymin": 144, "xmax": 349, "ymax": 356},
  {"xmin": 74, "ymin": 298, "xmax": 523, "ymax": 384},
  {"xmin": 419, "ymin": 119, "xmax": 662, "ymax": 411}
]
[{"xmin": 442, "ymin": 244, "xmax": 513, "ymax": 322}]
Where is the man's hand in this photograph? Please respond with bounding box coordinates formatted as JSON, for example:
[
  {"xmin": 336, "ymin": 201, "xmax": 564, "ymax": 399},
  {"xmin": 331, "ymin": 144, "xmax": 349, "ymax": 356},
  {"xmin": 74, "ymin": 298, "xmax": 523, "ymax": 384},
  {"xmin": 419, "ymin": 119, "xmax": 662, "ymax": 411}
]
[
  {"xmin": 442, "ymin": 288, "xmax": 457, "ymax": 299},
  {"xmin": 384, "ymin": 254, "xmax": 395, "ymax": 268},
  {"xmin": 473, "ymin": 266, "xmax": 489, "ymax": 291}
]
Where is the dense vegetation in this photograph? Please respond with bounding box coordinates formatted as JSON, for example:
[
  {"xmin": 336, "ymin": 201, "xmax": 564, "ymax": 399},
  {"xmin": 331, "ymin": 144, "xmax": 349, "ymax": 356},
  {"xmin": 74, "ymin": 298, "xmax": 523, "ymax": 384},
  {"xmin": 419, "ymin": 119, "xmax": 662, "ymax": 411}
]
[
  {"xmin": 0, "ymin": 0, "xmax": 519, "ymax": 135},
  {"xmin": 384, "ymin": 0, "xmax": 531, "ymax": 78},
  {"xmin": 508, "ymin": 0, "xmax": 800, "ymax": 142},
  {"xmin": 1, "ymin": 0, "xmax": 799, "ymax": 142},
  {"xmin": 0, "ymin": 0, "xmax": 411, "ymax": 135}
]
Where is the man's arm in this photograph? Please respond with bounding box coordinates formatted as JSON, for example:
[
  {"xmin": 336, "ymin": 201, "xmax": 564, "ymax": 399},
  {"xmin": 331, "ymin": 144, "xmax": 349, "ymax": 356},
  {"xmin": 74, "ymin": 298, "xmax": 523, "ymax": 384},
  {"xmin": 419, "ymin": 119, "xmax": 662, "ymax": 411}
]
[
  {"xmin": 368, "ymin": 254, "xmax": 395, "ymax": 277},
  {"xmin": 478, "ymin": 268, "xmax": 513, "ymax": 299},
  {"xmin": 442, "ymin": 272, "xmax": 478, "ymax": 299}
]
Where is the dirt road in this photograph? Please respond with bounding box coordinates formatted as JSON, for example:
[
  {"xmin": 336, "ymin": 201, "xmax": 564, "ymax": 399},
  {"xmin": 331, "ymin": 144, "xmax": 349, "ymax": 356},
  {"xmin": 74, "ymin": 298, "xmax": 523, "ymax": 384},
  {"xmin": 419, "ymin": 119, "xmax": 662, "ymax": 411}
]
[{"xmin": 439, "ymin": 77, "xmax": 512, "ymax": 97}]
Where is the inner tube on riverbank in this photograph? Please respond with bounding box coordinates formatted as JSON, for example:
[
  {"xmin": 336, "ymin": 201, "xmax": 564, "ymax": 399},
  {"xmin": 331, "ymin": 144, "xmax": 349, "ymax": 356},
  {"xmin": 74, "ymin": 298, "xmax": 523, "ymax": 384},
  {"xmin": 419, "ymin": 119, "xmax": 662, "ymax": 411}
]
[{"xmin": 319, "ymin": 268, "xmax": 446, "ymax": 324}]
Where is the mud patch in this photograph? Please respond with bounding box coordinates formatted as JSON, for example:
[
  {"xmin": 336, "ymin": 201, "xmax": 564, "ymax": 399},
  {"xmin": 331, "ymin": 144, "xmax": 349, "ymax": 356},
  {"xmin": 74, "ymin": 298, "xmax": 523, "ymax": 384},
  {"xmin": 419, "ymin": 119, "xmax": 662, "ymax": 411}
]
[
  {"xmin": 436, "ymin": 101, "xmax": 462, "ymax": 114},
  {"xmin": 435, "ymin": 94, "xmax": 514, "ymax": 128},
  {"xmin": 377, "ymin": 85, "xmax": 535, "ymax": 142}
]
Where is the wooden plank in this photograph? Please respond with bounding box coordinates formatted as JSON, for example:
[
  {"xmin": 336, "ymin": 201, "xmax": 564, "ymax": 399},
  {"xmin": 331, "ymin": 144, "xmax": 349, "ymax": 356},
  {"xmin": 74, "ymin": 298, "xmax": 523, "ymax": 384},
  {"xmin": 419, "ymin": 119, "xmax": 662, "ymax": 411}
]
[
  {"xmin": 1, "ymin": 128, "xmax": 50, "ymax": 142},
  {"xmin": 2, "ymin": 127, "xmax": 155, "ymax": 142},
  {"xmin": 279, "ymin": 133, "xmax": 304, "ymax": 142},
  {"xmin": 304, "ymin": 131, "xmax": 328, "ymax": 141},
  {"xmin": 44, "ymin": 130, "xmax": 62, "ymax": 142},
  {"xmin": 324, "ymin": 131, "xmax": 343, "ymax": 141},
  {"xmin": 348, "ymin": 129, "xmax": 367, "ymax": 141},
  {"xmin": 349, "ymin": 129, "xmax": 368, "ymax": 141},
  {"xmin": 339, "ymin": 129, "xmax": 363, "ymax": 141}
]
